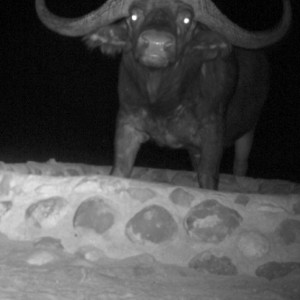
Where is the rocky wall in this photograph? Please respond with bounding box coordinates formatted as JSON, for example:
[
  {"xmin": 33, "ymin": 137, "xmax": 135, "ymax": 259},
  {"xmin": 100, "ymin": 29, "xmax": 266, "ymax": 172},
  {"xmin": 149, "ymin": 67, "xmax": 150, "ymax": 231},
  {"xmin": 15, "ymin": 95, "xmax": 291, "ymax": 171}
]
[{"xmin": 0, "ymin": 160, "xmax": 299, "ymax": 281}]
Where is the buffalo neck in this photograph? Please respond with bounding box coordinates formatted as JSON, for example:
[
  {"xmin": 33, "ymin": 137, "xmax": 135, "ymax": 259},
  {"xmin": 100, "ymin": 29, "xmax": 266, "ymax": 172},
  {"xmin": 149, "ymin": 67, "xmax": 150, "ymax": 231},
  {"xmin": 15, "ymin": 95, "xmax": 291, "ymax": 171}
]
[{"xmin": 121, "ymin": 52, "xmax": 203, "ymax": 117}]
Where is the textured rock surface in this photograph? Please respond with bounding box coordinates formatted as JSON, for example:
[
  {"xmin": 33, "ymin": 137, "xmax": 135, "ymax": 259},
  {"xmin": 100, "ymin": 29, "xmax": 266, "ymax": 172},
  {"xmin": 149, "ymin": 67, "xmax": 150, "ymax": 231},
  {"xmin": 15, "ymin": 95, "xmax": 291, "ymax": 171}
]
[{"xmin": 0, "ymin": 160, "xmax": 299, "ymax": 282}]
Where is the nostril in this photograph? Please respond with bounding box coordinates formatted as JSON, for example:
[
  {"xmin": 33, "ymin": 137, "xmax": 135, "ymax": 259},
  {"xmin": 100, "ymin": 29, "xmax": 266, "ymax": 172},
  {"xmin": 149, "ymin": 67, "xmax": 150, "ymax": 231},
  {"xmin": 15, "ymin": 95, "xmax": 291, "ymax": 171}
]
[
  {"xmin": 164, "ymin": 40, "xmax": 174, "ymax": 50},
  {"xmin": 142, "ymin": 35, "xmax": 149, "ymax": 45},
  {"xmin": 138, "ymin": 35, "xmax": 149, "ymax": 48}
]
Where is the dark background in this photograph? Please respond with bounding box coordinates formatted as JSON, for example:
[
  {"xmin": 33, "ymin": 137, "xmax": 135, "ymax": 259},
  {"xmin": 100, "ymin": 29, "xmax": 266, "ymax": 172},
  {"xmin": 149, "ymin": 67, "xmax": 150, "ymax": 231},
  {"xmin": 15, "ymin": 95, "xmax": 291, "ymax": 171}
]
[{"xmin": 2, "ymin": 0, "xmax": 299, "ymax": 182}]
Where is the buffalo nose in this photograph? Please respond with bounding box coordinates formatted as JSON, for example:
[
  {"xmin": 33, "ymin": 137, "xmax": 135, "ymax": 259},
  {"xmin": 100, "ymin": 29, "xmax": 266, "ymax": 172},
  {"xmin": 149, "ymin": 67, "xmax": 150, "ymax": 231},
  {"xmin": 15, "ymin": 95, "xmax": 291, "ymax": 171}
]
[{"xmin": 140, "ymin": 30, "xmax": 175, "ymax": 51}]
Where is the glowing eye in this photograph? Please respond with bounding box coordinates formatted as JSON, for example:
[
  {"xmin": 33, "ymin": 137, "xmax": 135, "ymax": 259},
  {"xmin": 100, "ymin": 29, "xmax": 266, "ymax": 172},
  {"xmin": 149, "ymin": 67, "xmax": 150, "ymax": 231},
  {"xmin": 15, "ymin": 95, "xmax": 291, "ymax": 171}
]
[
  {"xmin": 183, "ymin": 17, "xmax": 190, "ymax": 24},
  {"xmin": 131, "ymin": 13, "xmax": 138, "ymax": 21}
]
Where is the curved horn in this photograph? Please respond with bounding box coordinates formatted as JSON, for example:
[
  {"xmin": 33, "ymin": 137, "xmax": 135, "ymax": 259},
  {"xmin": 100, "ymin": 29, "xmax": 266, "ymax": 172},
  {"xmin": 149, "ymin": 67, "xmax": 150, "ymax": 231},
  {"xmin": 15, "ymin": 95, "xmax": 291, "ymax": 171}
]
[
  {"xmin": 191, "ymin": 0, "xmax": 292, "ymax": 48},
  {"xmin": 35, "ymin": 0, "xmax": 134, "ymax": 36},
  {"xmin": 36, "ymin": 0, "xmax": 291, "ymax": 48}
]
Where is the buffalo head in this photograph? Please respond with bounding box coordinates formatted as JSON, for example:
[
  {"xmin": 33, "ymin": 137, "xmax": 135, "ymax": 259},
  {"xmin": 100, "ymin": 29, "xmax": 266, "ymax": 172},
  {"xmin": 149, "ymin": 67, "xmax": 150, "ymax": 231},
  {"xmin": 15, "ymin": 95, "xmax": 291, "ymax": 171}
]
[{"xmin": 86, "ymin": 2, "xmax": 230, "ymax": 68}]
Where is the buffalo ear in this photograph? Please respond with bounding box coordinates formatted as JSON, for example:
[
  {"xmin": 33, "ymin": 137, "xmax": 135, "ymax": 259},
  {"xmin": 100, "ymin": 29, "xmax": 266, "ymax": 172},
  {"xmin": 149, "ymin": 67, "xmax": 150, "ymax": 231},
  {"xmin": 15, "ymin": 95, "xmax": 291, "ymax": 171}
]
[
  {"xmin": 192, "ymin": 30, "xmax": 232, "ymax": 60},
  {"xmin": 83, "ymin": 24, "xmax": 128, "ymax": 56}
]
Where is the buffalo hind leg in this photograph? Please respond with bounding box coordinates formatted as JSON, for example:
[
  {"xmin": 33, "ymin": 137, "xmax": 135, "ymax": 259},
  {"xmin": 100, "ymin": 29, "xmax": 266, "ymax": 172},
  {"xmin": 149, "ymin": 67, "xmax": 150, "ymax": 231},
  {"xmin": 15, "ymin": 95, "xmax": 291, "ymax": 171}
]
[
  {"xmin": 111, "ymin": 114, "xmax": 148, "ymax": 178},
  {"xmin": 233, "ymin": 130, "xmax": 254, "ymax": 176}
]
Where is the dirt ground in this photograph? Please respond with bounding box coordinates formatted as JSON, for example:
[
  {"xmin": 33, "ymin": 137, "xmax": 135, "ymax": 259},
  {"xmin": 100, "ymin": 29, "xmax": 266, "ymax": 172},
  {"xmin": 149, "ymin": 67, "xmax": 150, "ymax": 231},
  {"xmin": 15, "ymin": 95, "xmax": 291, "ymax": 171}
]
[{"xmin": 1, "ymin": 234, "xmax": 299, "ymax": 300}]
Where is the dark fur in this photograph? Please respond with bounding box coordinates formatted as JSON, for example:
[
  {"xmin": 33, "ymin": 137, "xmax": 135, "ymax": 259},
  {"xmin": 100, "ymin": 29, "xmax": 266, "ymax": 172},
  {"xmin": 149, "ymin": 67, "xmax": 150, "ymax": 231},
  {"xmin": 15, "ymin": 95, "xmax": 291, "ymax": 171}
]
[{"xmin": 85, "ymin": 2, "xmax": 268, "ymax": 189}]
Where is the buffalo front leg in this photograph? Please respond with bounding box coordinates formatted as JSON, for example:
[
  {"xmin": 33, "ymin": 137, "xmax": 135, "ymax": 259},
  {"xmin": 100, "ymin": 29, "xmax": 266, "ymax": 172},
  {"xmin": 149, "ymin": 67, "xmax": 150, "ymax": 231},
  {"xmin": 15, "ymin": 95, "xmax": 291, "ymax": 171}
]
[
  {"xmin": 189, "ymin": 123, "xmax": 223, "ymax": 190},
  {"xmin": 110, "ymin": 113, "xmax": 148, "ymax": 178}
]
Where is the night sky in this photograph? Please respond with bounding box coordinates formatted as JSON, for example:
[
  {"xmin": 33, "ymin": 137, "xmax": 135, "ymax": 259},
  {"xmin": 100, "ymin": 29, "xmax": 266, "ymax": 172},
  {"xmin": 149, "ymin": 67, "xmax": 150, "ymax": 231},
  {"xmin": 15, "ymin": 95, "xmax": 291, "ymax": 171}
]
[{"xmin": 2, "ymin": 0, "xmax": 300, "ymax": 183}]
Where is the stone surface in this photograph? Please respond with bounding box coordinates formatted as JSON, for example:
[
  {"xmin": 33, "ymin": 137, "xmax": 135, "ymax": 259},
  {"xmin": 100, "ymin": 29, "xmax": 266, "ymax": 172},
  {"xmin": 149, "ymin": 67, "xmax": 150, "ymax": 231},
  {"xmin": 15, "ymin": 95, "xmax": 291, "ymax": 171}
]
[{"xmin": 0, "ymin": 161, "xmax": 299, "ymax": 281}]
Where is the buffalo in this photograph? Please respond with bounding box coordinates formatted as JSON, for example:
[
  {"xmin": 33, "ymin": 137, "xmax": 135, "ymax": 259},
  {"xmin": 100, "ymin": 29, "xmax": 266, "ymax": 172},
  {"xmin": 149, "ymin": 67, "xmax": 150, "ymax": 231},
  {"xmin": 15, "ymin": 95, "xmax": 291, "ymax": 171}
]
[{"xmin": 36, "ymin": 0, "xmax": 291, "ymax": 189}]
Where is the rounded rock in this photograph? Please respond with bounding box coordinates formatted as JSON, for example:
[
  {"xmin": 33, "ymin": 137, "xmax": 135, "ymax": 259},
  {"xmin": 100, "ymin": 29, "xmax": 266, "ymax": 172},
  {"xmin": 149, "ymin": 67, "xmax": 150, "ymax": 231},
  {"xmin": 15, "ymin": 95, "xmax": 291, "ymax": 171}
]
[
  {"xmin": 189, "ymin": 251, "xmax": 237, "ymax": 275},
  {"xmin": 126, "ymin": 205, "xmax": 177, "ymax": 244},
  {"xmin": 127, "ymin": 187, "xmax": 156, "ymax": 202},
  {"xmin": 255, "ymin": 261, "xmax": 300, "ymax": 280},
  {"xmin": 276, "ymin": 219, "xmax": 300, "ymax": 245},
  {"xmin": 170, "ymin": 188, "xmax": 195, "ymax": 207},
  {"xmin": 237, "ymin": 231, "xmax": 270, "ymax": 258},
  {"xmin": 34, "ymin": 237, "xmax": 64, "ymax": 250},
  {"xmin": 292, "ymin": 199, "xmax": 300, "ymax": 215},
  {"xmin": 26, "ymin": 196, "xmax": 67, "ymax": 228},
  {"xmin": 234, "ymin": 194, "xmax": 250, "ymax": 206},
  {"xmin": 27, "ymin": 251, "xmax": 57, "ymax": 266},
  {"xmin": 73, "ymin": 197, "xmax": 115, "ymax": 234},
  {"xmin": 0, "ymin": 201, "xmax": 12, "ymax": 219},
  {"xmin": 184, "ymin": 199, "xmax": 242, "ymax": 243}
]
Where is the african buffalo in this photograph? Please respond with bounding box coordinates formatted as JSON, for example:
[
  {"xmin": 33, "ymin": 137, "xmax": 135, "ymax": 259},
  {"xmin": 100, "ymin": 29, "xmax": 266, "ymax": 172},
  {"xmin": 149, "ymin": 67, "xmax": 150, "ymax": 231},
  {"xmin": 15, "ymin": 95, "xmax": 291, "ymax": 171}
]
[{"xmin": 36, "ymin": 0, "xmax": 291, "ymax": 189}]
